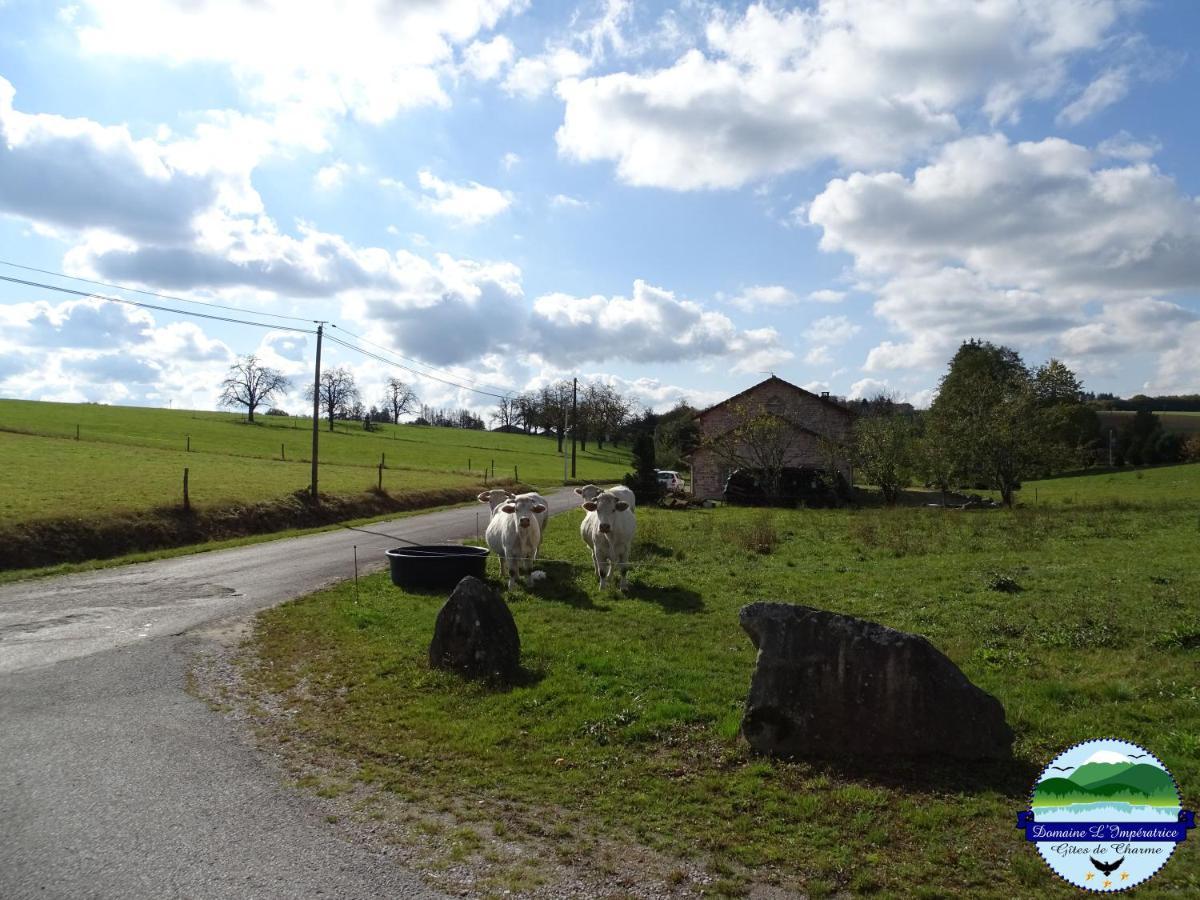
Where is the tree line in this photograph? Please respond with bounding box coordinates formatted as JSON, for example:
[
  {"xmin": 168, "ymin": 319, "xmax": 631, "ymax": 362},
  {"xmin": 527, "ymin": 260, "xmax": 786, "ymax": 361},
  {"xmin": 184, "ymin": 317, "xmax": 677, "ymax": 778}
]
[
  {"xmin": 853, "ymin": 339, "xmax": 1200, "ymax": 507},
  {"xmin": 217, "ymin": 357, "xmax": 659, "ymax": 446}
]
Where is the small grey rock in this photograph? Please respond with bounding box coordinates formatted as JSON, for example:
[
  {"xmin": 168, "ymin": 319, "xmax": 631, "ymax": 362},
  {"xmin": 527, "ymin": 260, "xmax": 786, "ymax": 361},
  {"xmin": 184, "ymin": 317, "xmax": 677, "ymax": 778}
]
[{"xmin": 429, "ymin": 576, "xmax": 520, "ymax": 682}]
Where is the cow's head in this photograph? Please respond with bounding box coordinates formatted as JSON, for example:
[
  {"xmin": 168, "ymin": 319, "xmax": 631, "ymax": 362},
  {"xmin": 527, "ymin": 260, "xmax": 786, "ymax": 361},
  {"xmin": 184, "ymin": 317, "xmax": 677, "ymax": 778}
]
[
  {"xmin": 582, "ymin": 490, "xmax": 629, "ymax": 534},
  {"xmin": 478, "ymin": 488, "xmax": 515, "ymax": 511},
  {"xmin": 501, "ymin": 494, "xmax": 547, "ymax": 529},
  {"xmin": 573, "ymin": 484, "xmax": 603, "ymax": 501}
]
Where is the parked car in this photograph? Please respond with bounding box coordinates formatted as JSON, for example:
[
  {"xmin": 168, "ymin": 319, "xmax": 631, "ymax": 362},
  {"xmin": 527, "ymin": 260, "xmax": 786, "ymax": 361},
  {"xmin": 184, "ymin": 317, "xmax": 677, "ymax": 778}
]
[
  {"xmin": 722, "ymin": 467, "xmax": 847, "ymax": 508},
  {"xmin": 655, "ymin": 469, "xmax": 686, "ymax": 492}
]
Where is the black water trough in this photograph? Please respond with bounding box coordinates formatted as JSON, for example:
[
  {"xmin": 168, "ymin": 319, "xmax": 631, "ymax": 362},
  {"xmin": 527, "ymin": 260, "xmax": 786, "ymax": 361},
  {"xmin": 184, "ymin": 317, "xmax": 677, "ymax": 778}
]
[{"xmin": 386, "ymin": 544, "xmax": 489, "ymax": 590}]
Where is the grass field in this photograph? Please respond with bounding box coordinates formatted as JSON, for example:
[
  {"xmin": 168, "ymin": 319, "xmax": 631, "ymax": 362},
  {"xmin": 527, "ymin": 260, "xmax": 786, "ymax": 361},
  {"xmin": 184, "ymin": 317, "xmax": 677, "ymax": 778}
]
[
  {"xmin": 0, "ymin": 399, "xmax": 630, "ymax": 525},
  {"xmin": 237, "ymin": 464, "xmax": 1200, "ymax": 897}
]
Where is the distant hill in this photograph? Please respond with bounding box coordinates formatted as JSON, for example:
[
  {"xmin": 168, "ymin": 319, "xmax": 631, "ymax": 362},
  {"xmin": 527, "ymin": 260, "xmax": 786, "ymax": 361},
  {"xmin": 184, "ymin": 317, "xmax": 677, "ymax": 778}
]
[{"xmin": 1033, "ymin": 762, "xmax": 1178, "ymax": 807}]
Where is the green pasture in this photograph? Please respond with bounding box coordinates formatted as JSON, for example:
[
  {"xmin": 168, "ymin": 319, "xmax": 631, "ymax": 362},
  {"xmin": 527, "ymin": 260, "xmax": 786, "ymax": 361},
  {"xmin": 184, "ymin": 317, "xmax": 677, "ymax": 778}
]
[
  {"xmin": 243, "ymin": 463, "xmax": 1200, "ymax": 897},
  {"xmin": 0, "ymin": 431, "xmax": 482, "ymax": 525},
  {"xmin": 0, "ymin": 399, "xmax": 630, "ymax": 524},
  {"xmin": 1018, "ymin": 461, "xmax": 1200, "ymax": 506}
]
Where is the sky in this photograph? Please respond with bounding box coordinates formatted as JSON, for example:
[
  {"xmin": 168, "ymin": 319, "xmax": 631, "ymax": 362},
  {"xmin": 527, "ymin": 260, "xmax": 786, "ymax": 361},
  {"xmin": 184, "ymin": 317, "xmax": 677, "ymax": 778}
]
[{"xmin": 2, "ymin": 0, "xmax": 1199, "ymax": 418}]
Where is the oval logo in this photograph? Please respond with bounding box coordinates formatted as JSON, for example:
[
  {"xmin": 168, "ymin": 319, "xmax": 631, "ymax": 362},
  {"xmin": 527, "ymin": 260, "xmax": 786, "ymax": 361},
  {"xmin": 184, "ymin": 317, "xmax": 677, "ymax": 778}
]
[{"xmin": 1017, "ymin": 737, "xmax": 1195, "ymax": 891}]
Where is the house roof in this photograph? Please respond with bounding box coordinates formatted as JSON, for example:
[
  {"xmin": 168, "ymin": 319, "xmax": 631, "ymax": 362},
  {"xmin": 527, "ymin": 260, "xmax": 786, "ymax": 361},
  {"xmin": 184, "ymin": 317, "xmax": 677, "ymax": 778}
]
[{"xmin": 693, "ymin": 375, "xmax": 855, "ymax": 422}]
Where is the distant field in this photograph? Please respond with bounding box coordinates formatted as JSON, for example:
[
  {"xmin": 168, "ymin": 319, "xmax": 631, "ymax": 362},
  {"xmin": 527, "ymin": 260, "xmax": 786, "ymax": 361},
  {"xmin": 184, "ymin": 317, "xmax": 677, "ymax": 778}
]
[
  {"xmin": 1021, "ymin": 462, "xmax": 1200, "ymax": 506},
  {"xmin": 1096, "ymin": 410, "xmax": 1200, "ymax": 435},
  {"xmin": 0, "ymin": 399, "xmax": 631, "ymax": 526}
]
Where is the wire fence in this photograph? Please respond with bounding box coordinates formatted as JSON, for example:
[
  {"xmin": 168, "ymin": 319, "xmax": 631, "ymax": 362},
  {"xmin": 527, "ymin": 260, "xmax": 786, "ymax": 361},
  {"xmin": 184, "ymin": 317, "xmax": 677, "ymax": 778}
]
[{"xmin": 339, "ymin": 522, "xmax": 672, "ymax": 570}]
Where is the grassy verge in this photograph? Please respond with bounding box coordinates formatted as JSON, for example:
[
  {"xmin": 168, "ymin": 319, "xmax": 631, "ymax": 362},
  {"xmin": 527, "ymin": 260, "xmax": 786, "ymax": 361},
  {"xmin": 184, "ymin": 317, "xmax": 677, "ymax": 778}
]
[
  {"xmin": 0, "ymin": 493, "xmax": 503, "ymax": 586},
  {"xmin": 239, "ymin": 471, "xmax": 1200, "ymax": 897},
  {"xmin": 0, "ymin": 482, "xmax": 522, "ymax": 571}
]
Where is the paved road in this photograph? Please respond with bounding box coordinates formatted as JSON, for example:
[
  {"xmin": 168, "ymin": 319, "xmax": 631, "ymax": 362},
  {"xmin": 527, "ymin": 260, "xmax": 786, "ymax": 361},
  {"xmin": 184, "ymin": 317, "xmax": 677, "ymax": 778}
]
[{"xmin": 0, "ymin": 489, "xmax": 582, "ymax": 899}]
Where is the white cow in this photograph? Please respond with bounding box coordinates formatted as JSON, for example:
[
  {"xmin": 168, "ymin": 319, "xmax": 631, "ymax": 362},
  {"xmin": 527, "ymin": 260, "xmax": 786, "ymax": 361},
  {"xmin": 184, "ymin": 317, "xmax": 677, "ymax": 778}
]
[
  {"xmin": 574, "ymin": 483, "xmax": 636, "ymax": 509},
  {"xmin": 486, "ymin": 493, "xmax": 546, "ymax": 589},
  {"xmin": 511, "ymin": 491, "xmax": 550, "ymax": 561},
  {"xmin": 477, "ymin": 488, "xmax": 513, "ymax": 515},
  {"xmin": 580, "ymin": 490, "xmax": 636, "ymax": 591}
]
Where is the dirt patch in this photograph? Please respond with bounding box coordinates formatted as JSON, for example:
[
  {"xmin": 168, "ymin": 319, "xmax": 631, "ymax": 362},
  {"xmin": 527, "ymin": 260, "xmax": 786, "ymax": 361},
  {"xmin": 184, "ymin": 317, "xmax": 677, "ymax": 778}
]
[
  {"xmin": 190, "ymin": 635, "xmax": 777, "ymax": 899},
  {"xmin": 0, "ymin": 485, "xmax": 518, "ymax": 571}
]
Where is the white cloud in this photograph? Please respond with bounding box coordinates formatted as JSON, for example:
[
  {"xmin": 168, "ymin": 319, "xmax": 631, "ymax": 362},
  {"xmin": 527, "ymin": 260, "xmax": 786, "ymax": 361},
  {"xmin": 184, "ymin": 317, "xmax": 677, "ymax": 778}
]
[
  {"xmin": 527, "ymin": 279, "xmax": 792, "ymax": 372},
  {"xmin": 804, "ymin": 315, "xmax": 860, "ymax": 345},
  {"xmin": 556, "ymin": 0, "xmax": 1132, "ymax": 189},
  {"xmin": 804, "ymin": 345, "xmax": 833, "ymax": 366},
  {"xmin": 730, "ymin": 284, "xmax": 798, "ymax": 312},
  {"xmin": 0, "ymin": 296, "xmax": 235, "ymax": 408},
  {"xmin": 75, "ymin": 0, "xmax": 528, "ymax": 128},
  {"xmin": 0, "ymin": 77, "xmax": 219, "ymax": 241},
  {"xmin": 315, "ymin": 161, "xmax": 350, "ymax": 191},
  {"xmin": 848, "ymin": 377, "xmax": 891, "ymax": 401},
  {"xmin": 416, "ymin": 169, "xmax": 513, "ymax": 226},
  {"xmin": 462, "ymin": 34, "xmax": 515, "ymax": 81},
  {"xmin": 807, "ymin": 289, "xmax": 845, "ymax": 304},
  {"xmin": 810, "ymin": 134, "xmax": 1200, "ymax": 295},
  {"xmin": 808, "ymin": 132, "xmax": 1200, "ymax": 377},
  {"xmin": 1097, "ymin": 130, "xmax": 1160, "ymax": 161},
  {"xmin": 504, "ymin": 47, "xmax": 591, "ymax": 98},
  {"xmin": 501, "ymin": 151, "xmax": 521, "ymax": 170},
  {"xmin": 550, "ymin": 193, "xmax": 588, "ymax": 210},
  {"xmin": 1057, "ymin": 66, "xmax": 1130, "ymax": 125}
]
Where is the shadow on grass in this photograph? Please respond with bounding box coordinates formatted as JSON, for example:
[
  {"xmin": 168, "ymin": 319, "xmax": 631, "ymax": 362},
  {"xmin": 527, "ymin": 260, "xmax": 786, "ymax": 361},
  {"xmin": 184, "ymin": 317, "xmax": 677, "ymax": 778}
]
[
  {"xmin": 627, "ymin": 581, "xmax": 704, "ymax": 614},
  {"xmin": 799, "ymin": 752, "xmax": 1042, "ymax": 798},
  {"xmin": 636, "ymin": 541, "xmax": 676, "ymax": 558}
]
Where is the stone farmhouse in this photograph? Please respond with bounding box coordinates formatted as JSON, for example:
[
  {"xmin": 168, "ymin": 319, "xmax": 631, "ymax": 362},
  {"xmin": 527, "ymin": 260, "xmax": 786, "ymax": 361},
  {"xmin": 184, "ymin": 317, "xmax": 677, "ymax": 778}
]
[{"xmin": 688, "ymin": 376, "xmax": 855, "ymax": 501}]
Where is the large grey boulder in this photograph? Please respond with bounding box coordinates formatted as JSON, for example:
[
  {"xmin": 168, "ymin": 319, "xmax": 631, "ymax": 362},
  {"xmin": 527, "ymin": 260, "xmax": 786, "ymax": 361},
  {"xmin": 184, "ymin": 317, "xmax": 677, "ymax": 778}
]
[
  {"xmin": 429, "ymin": 576, "xmax": 520, "ymax": 681},
  {"xmin": 739, "ymin": 602, "xmax": 1013, "ymax": 760}
]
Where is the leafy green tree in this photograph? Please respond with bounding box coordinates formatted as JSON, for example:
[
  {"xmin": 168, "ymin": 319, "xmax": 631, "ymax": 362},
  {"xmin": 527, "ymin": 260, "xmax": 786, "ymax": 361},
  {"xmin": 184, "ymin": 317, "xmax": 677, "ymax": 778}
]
[
  {"xmin": 622, "ymin": 431, "xmax": 663, "ymax": 504},
  {"xmin": 1116, "ymin": 409, "xmax": 1162, "ymax": 465},
  {"xmin": 851, "ymin": 395, "xmax": 915, "ymax": 506},
  {"xmin": 927, "ymin": 340, "xmax": 1067, "ymax": 506}
]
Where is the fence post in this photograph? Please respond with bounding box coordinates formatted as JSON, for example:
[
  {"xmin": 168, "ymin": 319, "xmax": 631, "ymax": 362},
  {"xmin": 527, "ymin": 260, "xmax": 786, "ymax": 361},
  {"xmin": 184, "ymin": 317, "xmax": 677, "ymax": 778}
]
[
  {"xmin": 377, "ymin": 462, "xmax": 383, "ymax": 491},
  {"xmin": 75, "ymin": 424, "xmax": 80, "ymax": 441},
  {"xmin": 381, "ymin": 452, "xmax": 385, "ymax": 468},
  {"xmin": 491, "ymin": 459, "xmax": 495, "ymax": 478},
  {"xmin": 183, "ymin": 468, "xmax": 190, "ymax": 511},
  {"xmin": 186, "ymin": 434, "xmax": 190, "ymax": 453},
  {"xmin": 468, "ymin": 457, "xmax": 471, "ymax": 471},
  {"xmin": 514, "ymin": 465, "xmax": 518, "ymax": 482},
  {"xmin": 281, "ymin": 443, "xmax": 285, "ymax": 461}
]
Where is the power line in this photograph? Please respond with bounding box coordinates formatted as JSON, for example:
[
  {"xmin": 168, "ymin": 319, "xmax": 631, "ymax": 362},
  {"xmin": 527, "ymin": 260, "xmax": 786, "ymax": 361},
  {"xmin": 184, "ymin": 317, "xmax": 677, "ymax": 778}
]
[
  {"xmin": 323, "ymin": 332, "xmax": 509, "ymax": 400},
  {"xmin": 0, "ymin": 259, "xmax": 318, "ymax": 324},
  {"xmin": 327, "ymin": 323, "xmax": 514, "ymax": 397},
  {"xmin": 0, "ymin": 274, "xmax": 316, "ymax": 334}
]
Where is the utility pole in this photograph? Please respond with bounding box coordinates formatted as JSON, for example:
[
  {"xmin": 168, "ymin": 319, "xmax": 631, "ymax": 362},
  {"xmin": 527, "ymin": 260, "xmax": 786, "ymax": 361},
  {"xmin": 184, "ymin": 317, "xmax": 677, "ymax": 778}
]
[
  {"xmin": 310, "ymin": 323, "xmax": 324, "ymax": 502},
  {"xmin": 570, "ymin": 376, "xmax": 578, "ymax": 479}
]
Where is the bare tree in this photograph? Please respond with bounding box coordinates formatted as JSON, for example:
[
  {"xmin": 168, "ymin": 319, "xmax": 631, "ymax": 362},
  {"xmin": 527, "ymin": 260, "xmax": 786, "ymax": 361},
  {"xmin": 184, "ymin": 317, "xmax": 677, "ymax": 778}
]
[
  {"xmin": 491, "ymin": 396, "xmax": 517, "ymax": 431},
  {"xmin": 306, "ymin": 367, "xmax": 360, "ymax": 432},
  {"xmin": 218, "ymin": 355, "xmax": 289, "ymax": 423},
  {"xmin": 381, "ymin": 377, "xmax": 419, "ymax": 424}
]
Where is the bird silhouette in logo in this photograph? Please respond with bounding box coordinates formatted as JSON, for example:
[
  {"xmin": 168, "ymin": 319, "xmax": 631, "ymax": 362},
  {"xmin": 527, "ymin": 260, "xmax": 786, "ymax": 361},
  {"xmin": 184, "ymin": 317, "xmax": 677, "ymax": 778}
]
[
  {"xmin": 1049, "ymin": 765, "xmax": 1074, "ymax": 772},
  {"xmin": 1129, "ymin": 753, "xmax": 1147, "ymax": 759},
  {"xmin": 1090, "ymin": 856, "xmax": 1124, "ymax": 877}
]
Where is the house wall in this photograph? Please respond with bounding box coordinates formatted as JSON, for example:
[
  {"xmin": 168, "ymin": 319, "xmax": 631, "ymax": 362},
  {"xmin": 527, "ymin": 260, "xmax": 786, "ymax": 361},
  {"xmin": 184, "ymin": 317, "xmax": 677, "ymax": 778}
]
[{"xmin": 690, "ymin": 382, "xmax": 853, "ymax": 500}]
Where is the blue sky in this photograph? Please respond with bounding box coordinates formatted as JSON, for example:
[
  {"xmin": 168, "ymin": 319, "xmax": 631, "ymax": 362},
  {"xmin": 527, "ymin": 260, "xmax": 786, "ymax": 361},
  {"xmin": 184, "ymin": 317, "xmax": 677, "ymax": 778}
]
[{"xmin": 2, "ymin": 0, "xmax": 1199, "ymax": 416}]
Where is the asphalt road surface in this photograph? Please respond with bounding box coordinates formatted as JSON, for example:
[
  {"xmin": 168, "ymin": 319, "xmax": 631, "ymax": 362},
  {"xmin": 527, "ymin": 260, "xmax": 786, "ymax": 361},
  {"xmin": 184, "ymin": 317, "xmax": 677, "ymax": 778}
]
[{"xmin": 0, "ymin": 488, "xmax": 583, "ymax": 899}]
